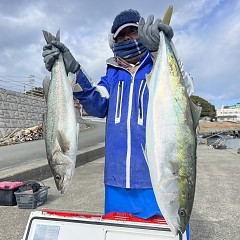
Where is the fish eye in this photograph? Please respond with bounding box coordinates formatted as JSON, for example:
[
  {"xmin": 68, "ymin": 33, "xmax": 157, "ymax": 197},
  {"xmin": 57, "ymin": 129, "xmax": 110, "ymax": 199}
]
[
  {"xmin": 55, "ymin": 174, "xmax": 61, "ymax": 181},
  {"xmin": 178, "ymin": 208, "xmax": 186, "ymax": 217}
]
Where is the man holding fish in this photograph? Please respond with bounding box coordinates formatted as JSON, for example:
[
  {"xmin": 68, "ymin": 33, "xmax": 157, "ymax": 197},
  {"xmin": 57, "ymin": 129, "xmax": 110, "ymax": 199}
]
[{"xmin": 42, "ymin": 7, "xmax": 197, "ymax": 239}]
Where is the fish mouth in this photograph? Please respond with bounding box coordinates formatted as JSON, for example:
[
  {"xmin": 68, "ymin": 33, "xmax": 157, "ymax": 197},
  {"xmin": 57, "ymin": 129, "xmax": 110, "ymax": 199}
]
[
  {"xmin": 60, "ymin": 187, "xmax": 66, "ymax": 194},
  {"xmin": 57, "ymin": 175, "xmax": 71, "ymax": 194}
]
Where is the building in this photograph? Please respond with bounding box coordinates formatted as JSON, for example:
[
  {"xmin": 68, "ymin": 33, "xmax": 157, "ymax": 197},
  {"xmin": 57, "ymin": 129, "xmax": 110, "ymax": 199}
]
[{"xmin": 216, "ymin": 103, "xmax": 240, "ymax": 122}]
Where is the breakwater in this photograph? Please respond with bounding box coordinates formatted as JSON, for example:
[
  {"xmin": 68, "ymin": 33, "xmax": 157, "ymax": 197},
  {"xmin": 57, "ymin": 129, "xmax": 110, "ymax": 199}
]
[{"xmin": 197, "ymin": 120, "xmax": 240, "ymax": 137}]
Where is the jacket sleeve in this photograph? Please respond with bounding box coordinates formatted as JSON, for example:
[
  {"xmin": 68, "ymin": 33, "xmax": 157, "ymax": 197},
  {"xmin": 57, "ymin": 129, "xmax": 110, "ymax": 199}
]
[{"xmin": 73, "ymin": 66, "xmax": 110, "ymax": 118}]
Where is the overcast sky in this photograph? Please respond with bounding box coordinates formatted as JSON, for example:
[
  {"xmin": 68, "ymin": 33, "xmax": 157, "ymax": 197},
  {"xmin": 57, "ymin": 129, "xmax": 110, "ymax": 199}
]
[{"xmin": 0, "ymin": 0, "xmax": 239, "ymax": 109}]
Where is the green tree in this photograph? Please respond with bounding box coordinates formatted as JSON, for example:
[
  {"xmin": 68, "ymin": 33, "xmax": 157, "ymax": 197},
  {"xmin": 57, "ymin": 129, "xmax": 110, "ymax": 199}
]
[{"xmin": 190, "ymin": 95, "xmax": 216, "ymax": 118}]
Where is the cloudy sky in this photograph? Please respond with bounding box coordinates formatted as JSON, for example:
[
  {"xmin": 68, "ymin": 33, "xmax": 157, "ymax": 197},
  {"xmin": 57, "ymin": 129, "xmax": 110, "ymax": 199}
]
[{"xmin": 0, "ymin": 0, "xmax": 239, "ymax": 109}]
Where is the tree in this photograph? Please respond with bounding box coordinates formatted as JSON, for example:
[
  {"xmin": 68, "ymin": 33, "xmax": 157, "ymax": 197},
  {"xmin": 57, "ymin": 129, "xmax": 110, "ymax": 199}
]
[{"xmin": 190, "ymin": 95, "xmax": 216, "ymax": 118}]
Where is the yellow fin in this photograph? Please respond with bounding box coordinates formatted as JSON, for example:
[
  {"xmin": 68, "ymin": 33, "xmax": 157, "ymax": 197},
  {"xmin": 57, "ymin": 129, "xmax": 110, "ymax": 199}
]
[
  {"xmin": 163, "ymin": 5, "xmax": 173, "ymax": 25},
  {"xmin": 189, "ymin": 98, "xmax": 202, "ymax": 130}
]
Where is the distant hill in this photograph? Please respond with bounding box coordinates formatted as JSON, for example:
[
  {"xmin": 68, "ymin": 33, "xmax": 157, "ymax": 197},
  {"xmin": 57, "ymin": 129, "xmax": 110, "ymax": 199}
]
[{"xmin": 190, "ymin": 95, "xmax": 216, "ymax": 118}]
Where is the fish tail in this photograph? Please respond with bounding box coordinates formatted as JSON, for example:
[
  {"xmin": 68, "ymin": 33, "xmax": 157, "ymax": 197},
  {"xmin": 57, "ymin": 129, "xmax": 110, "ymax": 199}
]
[
  {"xmin": 162, "ymin": 5, "xmax": 173, "ymax": 25},
  {"xmin": 42, "ymin": 29, "xmax": 60, "ymax": 44}
]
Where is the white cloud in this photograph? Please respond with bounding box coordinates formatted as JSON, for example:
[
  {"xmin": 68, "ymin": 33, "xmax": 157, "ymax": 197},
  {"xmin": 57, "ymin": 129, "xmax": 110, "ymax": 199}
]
[
  {"xmin": 72, "ymin": 27, "xmax": 113, "ymax": 82},
  {"xmin": 0, "ymin": 0, "xmax": 239, "ymax": 108},
  {"xmin": 171, "ymin": 0, "xmax": 240, "ymax": 108},
  {"xmin": 172, "ymin": 0, "xmax": 222, "ymax": 28}
]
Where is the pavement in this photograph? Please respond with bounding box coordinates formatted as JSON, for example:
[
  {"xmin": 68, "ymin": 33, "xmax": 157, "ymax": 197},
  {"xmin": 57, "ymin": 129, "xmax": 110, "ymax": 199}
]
[
  {"xmin": 0, "ymin": 142, "xmax": 106, "ymax": 240},
  {"xmin": 0, "ymin": 142, "xmax": 105, "ymax": 182},
  {"xmin": 191, "ymin": 145, "xmax": 240, "ymax": 240},
  {"xmin": 0, "ymin": 120, "xmax": 105, "ymax": 171},
  {"xmin": 0, "ymin": 144, "xmax": 240, "ymax": 240}
]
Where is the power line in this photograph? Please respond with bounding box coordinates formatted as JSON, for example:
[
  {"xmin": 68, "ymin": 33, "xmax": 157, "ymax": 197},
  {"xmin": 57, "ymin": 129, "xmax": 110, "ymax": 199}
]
[
  {"xmin": 0, "ymin": 75, "xmax": 44, "ymax": 81},
  {"xmin": 0, "ymin": 79, "xmax": 26, "ymax": 88},
  {"xmin": 0, "ymin": 75, "xmax": 44, "ymax": 86},
  {"xmin": 0, "ymin": 81, "xmax": 34, "ymax": 94},
  {"xmin": 0, "ymin": 77, "xmax": 33, "ymax": 87},
  {"xmin": 0, "ymin": 75, "xmax": 32, "ymax": 78},
  {"xmin": 0, "ymin": 85, "xmax": 23, "ymax": 92},
  {"xmin": 0, "ymin": 74, "xmax": 47, "ymax": 93}
]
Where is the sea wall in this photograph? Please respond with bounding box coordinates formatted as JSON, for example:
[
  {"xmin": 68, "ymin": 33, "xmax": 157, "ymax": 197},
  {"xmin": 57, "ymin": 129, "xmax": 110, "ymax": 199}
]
[{"xmin": 0, "ymin": 88, "xmax": 85, "ymax": 138}]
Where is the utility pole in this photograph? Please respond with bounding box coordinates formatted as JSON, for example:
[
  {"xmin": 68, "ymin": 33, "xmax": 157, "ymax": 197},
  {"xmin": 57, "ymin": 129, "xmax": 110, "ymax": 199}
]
[{"xmin": 28, "ymin": 75, "xmax": 35, "ymax": 95}]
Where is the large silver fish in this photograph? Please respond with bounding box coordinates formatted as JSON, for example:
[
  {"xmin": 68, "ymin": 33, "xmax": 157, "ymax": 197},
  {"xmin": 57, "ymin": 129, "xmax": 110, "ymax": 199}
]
[
  {"xmin": 42, "ymin": 30, "xmax": 79, "ymax": 194},
  {"xmin": 144, "ymin": 6, "xmax": 201, "ymax": 236}
]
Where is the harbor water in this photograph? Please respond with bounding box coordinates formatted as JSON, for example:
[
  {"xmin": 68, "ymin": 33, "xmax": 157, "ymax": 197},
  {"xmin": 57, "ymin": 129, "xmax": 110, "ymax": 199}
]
[
  {"xmin": 206, "ymin": 136, "xmax": 240, "ymax": 150},
  {"xmin": 225, "ymin": 137, "xmax": 240, "ymax": 150}
]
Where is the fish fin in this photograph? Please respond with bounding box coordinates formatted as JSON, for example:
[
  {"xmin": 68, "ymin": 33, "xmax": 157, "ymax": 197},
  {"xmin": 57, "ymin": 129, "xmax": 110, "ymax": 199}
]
[
  {"xmin": 146, "ymin": 72, "xmax": 152, "ymax": 87},
  {"xmin": 42, "ymin": 113, "xmax": 46, "ymax": 137},
  {"xmin": 57, "ymin": 130, "xmax": 70, "ymax": 153},
  {"xmin": 56, "ymin": 29, "xmax": 60, "ymax": 41},
  {"xmin": 162, "ymin": 5, "xmax": 173, "ymax": 25},
  {"xmin": 67, "ymin": 72, "xmax": 77, "ymax": 89},
  {"xmin": 189, "ymin": 98, "xmax": 202, "ymax": 130},
  {"xmin": 168, "ymin": 160, "xmax": 181, "ymax": 175},
  {"xmin": 42, "ymin": 75, "xmax": 51, "ymax": 101},
  {"xmin": 141, "ymin": 144, "xmax": 149, "ymax": 165},
  {"xmin": 76, "ymin": 122, "xmax": 80, "ymax": 142},
  {"xmin": 42, "ymin": 29, "xmax": 60, "ymax": 44}
]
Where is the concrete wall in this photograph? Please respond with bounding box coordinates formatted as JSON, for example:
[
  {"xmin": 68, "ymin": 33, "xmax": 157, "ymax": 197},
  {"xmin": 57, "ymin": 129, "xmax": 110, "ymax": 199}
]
[{"xmin": 0, "ymin": 88, "xmax": 85, "ymax": 138}]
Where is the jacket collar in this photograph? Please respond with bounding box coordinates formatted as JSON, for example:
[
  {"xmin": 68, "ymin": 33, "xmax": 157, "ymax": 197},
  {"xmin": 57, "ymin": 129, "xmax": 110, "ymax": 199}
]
[{"xmin": 106, "ymin": 50, "xmax": 152, "ymax": 70}]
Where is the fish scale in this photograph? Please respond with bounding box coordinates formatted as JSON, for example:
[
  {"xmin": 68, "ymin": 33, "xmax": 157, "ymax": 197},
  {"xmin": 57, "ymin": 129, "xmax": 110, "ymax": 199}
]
[{"xmin": 144, "ymin": 6, "xmax": 201, "ymax": 237}]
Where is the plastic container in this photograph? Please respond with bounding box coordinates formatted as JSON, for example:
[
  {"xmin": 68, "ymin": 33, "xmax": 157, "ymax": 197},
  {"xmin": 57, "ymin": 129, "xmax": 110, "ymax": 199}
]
[
  {"xmin": 0, "ymin": 181, "xmax": 25, "ymax": 206},
  {"xmin": 14, "ymin": 185, "xmax": 49, "ymax": 209}
]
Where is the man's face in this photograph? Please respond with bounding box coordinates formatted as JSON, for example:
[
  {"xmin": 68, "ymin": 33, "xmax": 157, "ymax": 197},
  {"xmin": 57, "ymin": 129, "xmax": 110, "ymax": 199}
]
[{"xmin": 115, "ymin": 26, "xmax": 138, "ymax": 43}]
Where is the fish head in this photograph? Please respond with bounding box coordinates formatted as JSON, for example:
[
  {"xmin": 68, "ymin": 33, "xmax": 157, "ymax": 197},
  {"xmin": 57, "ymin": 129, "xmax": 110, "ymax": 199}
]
[
  {"xmin": 51, "ymin": 152, "xmax": 75, "ymax": 194},
  {"xmin": 163, "ymin": 196, "xmax": 192, "ymax": 237},
  {"xmin": 178, "ymin": 175, "xmax": 195, "ymax": 234},
  {"xmin": 178, "ymin": 207, "xmax": 191, "ymax": 234},
  {"xmin": 164, "ymin": 207, "xmax": 190, "ymax": 236}
]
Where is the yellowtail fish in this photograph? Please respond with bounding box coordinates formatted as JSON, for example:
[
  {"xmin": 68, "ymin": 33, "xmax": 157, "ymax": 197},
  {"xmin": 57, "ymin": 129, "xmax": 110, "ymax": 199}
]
[{"xmin": 144, "ymin": 5, "xmax": 201, "ymax": 236}]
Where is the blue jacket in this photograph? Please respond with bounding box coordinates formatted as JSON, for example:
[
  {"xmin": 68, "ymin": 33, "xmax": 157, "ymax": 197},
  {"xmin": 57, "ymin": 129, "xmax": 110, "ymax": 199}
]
[{"xmin": 74, "ymin": 51, "xmax": 153, "ymax": 189}]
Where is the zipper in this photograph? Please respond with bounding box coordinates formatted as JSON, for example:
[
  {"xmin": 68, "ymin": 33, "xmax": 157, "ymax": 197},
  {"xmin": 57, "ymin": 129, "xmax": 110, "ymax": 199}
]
[
  {"xmin": 138, "ymin": 80, "xmax": 147, "ymax": 125},
  {"xmin": 126, "ymin": 75, "xmax": 134, "ymax": 188},
  {"xmin": 125, "ymin": 53, "xmax": 150, "ymax": 188},
  {"xmin": 115, "ymin": 80, "xmax": 124, "ymax": 123}
]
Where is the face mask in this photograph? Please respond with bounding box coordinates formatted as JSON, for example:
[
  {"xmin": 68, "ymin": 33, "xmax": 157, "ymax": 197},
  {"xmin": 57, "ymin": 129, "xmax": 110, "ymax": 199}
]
[{"xmin": 112, "ymin": 38, "xmax": 147, "ymax": 59}]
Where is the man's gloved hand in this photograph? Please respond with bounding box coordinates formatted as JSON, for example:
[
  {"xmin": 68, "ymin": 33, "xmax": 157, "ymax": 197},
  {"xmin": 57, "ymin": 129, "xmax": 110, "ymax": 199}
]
[
  {"xmin": 138, "ymin": 15, "xmax": 174, "ymax": 52},
  {"xmin": 42, "ymin": 44, "xmax": 59, "ymax": 71},
  {"xmin": 42, "ymin": 41, "xmax": 80, "ymax": 74}
]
